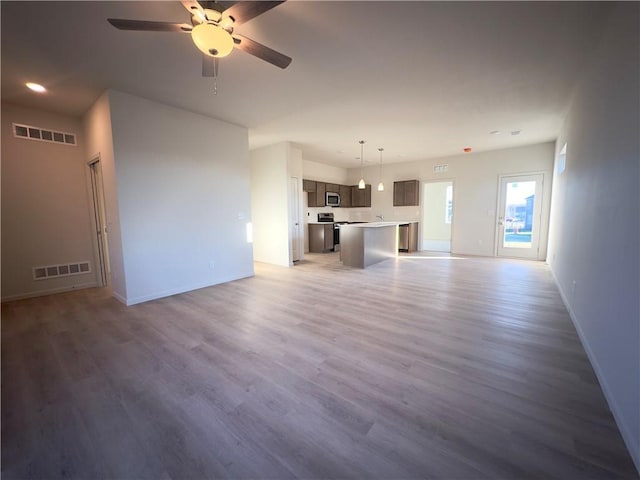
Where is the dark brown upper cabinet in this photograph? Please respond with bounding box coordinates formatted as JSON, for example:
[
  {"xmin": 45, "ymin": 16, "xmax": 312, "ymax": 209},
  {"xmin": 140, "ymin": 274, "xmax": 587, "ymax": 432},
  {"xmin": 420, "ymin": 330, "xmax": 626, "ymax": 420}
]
[
  {"xmin": 302, "ymin": 179, "xmax": 316, "ymax": 192},
  {"xmin": 393, "ymin": 180, "xmax": 420, "ymax": 206},
  {"xmin": 351, "ymin": 184, "xmax": 372, "ymax": 207},
  {"xmin": 302, "ymin": 179, "xmax": 371, "ymax": 208},
  {"xmin": 325, "ymin": 183, "xmax": 340, "ymax": 194},
  {"xmin": 339, "ymin": 185, "xmax": 352, "ymax": 208}
]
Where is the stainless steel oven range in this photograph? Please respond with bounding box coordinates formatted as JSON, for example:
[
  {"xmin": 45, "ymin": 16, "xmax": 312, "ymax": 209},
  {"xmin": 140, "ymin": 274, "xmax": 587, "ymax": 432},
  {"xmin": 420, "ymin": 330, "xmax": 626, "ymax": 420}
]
[
  {"xmin": 317, "ymin": 213, "xmax": 368, "ymax": 251},
  {"xmin": 318, "ymin": 213, "xmax": 339, "ymax": 251}
]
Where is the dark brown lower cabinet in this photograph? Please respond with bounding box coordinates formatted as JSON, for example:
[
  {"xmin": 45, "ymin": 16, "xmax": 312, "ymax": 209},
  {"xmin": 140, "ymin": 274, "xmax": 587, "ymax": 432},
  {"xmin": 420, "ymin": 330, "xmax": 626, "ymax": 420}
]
[{"xmin": 309, "ymin": 224, "xmax": 334, "ymax": 252}]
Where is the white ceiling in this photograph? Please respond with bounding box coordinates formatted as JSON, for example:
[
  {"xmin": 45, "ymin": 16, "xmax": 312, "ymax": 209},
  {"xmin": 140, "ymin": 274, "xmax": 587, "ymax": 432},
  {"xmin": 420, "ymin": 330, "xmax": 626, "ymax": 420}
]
[{"xmin": 1, "ymin": 1, "xmax": 612, "ymax": 167}]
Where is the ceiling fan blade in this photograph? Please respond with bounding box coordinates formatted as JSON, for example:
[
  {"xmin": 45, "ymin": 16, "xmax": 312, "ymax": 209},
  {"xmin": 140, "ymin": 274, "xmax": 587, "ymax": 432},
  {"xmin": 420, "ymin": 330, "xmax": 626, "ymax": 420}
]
[
  {"xmin": 233, "ymin": 34, "xmax": 291, "ymax": 69},
  {"xmin": 108, "ymin": 18, "xmax": 192, "ymax": 33},
  {"xmin": 223, "ymin": 1, "xmax": 285, "ymax": 26},
  {"xmin": 202, "ymin": 55, "xmax": 219, "ymax": 77},
  {"xmin": 180, "ymin": 0, "xmax": 202, "ymax": 14}
]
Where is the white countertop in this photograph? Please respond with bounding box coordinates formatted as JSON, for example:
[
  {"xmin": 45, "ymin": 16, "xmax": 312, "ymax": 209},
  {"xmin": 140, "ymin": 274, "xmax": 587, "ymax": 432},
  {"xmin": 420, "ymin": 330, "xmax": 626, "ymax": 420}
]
[{"xmin": 340, "ymin": 221, "xmax": 416, "ymax": 228}]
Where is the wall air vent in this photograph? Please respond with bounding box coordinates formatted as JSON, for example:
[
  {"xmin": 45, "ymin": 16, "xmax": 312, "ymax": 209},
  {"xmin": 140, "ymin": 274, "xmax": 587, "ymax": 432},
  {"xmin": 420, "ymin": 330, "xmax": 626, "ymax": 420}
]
[
  {"xmin": 33, "ymin": 261, "xmax": 91, "ymax": 280},
  {"xmin": 13, "ymin": 123, "xmax": 77, "ymax": 146}
]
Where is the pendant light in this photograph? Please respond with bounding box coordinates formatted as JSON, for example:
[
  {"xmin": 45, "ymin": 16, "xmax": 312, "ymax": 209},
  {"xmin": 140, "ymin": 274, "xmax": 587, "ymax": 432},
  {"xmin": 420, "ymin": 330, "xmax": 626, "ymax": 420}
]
[
  {"xmin": 358, "ymin": 140, "xmax": 366, "ymax": 189},
  {"xmin": 377, "ymin": 148, "xmax": 385, "ymax": 192}
]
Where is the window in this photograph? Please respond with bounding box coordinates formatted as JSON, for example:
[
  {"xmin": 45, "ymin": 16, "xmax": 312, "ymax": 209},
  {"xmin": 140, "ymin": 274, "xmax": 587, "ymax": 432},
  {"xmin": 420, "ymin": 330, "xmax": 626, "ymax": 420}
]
[
  {"xmin": 445, "ymin": 185, "xmax": 453, "ymax": 224},
  {"xmin": 557, "ymin": 143, "xmax": 567, "ymax": 175}
]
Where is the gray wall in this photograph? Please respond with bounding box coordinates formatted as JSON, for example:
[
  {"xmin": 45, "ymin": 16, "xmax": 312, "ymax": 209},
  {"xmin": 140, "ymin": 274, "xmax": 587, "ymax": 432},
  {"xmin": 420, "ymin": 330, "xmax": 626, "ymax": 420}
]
[
  {"xmin": 2, "ymin": 103, "xmax": 97, "ymax": 300},
  {"xmin": 547, "ymin": 3, "xmax": 639, "ymax": 471},
  {"xmin": 83, "ymin": 92, "xmax": 127, "ymax": 300},
  {"xmin": 103, "ymin": 90, "xmax": 254, "ymax": 305}
]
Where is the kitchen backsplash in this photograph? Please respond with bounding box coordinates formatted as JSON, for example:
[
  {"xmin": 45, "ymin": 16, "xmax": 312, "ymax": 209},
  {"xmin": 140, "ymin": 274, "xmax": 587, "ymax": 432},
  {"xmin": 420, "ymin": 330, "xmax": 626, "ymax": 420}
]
[{"xmin": 305, "ymin": 206, "xmax": 349, "ymax": 222}]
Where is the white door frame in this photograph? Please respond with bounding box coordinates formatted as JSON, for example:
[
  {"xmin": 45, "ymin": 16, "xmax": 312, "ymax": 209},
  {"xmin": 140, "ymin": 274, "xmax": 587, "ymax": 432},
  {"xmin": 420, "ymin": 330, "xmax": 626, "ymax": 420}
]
[
  {"xmin": 420, "ymin": 178, "xmax": 456, "ymax": 252},
  {"xmin": 495, "ymin": 172, "xmax": 544, "ymax": 259},
  {"xmin": 288, "ymin": 176, "xmax": 302, "ymax": 264}
]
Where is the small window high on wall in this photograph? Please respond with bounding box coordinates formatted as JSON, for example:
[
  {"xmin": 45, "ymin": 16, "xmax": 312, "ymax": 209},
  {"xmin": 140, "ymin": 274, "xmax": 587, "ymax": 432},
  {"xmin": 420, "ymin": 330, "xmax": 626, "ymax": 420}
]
[{"xmin": 445, "ymin": 185, "xmax": 453, "ymax": 224}]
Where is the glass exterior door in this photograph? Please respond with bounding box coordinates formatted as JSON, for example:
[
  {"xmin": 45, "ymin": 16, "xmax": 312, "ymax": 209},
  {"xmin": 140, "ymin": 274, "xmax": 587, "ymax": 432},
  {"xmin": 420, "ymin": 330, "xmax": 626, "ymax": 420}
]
[{"xmin": 497, "ymin": 174, "xmax": 543, "ymax": 259}]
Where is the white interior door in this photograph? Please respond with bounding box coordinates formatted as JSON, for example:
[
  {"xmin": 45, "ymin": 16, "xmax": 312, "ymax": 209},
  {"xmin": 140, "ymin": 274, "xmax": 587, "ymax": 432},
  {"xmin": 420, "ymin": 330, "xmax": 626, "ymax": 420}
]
[
  {"xmin": 289, "ymin": 177, "xmax": 301, "ymax": 262},
  {"xmin": 497, "ymin": 173, "xmax": 543, "ymax": 259},
  {"xmin": 88, "ymin": 158, "xmax": 110, "ymax": 285}
]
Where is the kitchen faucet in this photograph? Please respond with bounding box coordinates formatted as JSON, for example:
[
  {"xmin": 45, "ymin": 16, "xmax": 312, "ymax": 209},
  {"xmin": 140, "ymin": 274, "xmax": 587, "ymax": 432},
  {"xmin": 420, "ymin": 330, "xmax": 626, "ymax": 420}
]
[{"xmin": 376, "ymin": 214, "xmax": 384, "ymax": 221}]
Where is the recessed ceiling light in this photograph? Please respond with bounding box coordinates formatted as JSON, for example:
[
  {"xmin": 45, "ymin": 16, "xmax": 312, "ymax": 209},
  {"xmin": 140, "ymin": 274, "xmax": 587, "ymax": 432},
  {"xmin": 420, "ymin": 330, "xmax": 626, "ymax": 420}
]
[
  {"xmin": 490, "ymin": 130, "xmax": 501, "ymax": 135},
  {"xmin": 511, "ymin": 130, "xmax": 522, "ymax": 136},
  {"xmin": 26, "ymin": 82, "xmax": 46, "ymax": 93}
]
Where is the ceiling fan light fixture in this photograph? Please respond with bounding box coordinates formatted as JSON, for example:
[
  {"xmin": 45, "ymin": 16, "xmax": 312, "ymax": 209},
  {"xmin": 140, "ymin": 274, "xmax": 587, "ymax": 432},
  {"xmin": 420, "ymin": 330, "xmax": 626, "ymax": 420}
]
[
  {"xmin": 191, "ymin": 23, "xmax": 234, "ymax": 58},
  {"xmin": 26, "ymin": 82, "xmax": 46, "ymax": 93}
]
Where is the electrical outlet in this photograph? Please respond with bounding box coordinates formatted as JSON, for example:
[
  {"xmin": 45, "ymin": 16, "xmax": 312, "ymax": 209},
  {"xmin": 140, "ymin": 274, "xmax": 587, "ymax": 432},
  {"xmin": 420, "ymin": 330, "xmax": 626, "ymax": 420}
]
[
  {"xmin": 209, "ymin": 261, "xmax": 215, "ymax": 269},
  {"xmin": 571, "ymin": 280, "xmax": 577, "ymax": 296}
]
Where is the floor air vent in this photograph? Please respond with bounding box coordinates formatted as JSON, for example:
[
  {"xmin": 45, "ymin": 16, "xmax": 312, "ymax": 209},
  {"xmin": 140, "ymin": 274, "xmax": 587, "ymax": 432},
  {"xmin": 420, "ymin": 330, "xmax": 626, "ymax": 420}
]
[
  {"xmin": 13, "ymin": 123, "xmax": 77, "ymax": 146},
  {"xmin": 33, "ymin": 261, "xmax": 91, "ymax": 280}
]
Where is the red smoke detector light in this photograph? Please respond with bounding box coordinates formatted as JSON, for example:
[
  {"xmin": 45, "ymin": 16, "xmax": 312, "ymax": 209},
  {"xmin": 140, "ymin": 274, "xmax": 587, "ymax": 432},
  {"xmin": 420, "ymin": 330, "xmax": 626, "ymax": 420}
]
[{"xmin": 463, "ymin": 147, "xmax": 472, "ymax": 153}]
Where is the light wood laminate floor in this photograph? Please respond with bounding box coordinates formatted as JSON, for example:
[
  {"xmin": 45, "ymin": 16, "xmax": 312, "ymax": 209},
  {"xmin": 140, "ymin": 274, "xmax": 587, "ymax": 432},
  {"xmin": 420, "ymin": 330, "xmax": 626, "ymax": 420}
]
[{"xmin": 2, "ymin": 252, "xmax": 638, "ymax": 479}]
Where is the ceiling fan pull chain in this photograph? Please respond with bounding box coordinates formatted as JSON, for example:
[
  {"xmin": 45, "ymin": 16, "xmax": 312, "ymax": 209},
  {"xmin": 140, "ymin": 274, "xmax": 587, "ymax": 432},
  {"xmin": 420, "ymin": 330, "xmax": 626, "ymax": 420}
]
[{"xmin": 213, "ymin": 58, "xmax": 219, "ymax": 95}]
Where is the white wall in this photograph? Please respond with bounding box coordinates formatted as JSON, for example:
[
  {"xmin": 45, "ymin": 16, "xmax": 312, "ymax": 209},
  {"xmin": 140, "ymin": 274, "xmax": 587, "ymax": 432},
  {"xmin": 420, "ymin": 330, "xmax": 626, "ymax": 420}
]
[
  {"xmin": 251, "ymin": 143, "xmax": 291, "ymax": 266},
  {"xmin": 347, "ymin": 143, "xmax": 554, "ymax": 258},
  {"xmin": 1, "ymin": 103, "xmax": 97, "ymax": 300},
  {"xmin": 107, "ymin": 90, "xmax": 254, "ymax": 305},
  {"xmin": 83, "ymin": 92, "xmax": 127, "ymax": 301},
  {"xmin": 302, "ymin": 159, "xmax": 348, "ymax": 184},
  {"xmin": 547, "ymin": 4, "xmax": 639, "ymax": 471}
]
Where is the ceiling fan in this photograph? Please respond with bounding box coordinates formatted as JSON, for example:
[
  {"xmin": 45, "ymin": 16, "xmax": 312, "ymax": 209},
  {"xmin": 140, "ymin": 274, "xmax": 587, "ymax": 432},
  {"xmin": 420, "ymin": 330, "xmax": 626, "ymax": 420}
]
[{"xmin": 108, "ymin": 0, "xmax": 292, "ymax": 77}]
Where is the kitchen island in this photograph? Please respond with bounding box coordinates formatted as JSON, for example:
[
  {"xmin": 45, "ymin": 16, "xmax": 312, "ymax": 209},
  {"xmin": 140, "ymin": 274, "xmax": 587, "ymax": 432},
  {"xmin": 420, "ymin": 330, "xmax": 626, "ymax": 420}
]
[{"xmin": 339, "ymin": 222, "xmax": 399, "ymax": 268}]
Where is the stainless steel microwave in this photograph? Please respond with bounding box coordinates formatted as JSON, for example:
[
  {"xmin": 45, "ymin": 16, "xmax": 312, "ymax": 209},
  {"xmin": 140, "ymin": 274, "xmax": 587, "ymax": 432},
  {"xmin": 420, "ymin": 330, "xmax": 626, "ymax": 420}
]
[{"xmin": 326, "ymin": 191, "xmax": 340, "ymax": 207}]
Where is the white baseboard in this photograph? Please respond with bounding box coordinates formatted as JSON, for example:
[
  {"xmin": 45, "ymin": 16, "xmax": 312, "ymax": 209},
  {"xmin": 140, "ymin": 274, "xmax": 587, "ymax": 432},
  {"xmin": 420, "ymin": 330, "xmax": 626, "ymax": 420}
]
[
  {"xmin": 120, "ymin": 271, "xmax": 255, "ymax": 306},
  {"xmin": 112, "ymin": 290, "xmax": 127, "ymax": 305},
  {"xmin": 1, "ymin": 281, "xmax": 99, "ymax": 303},
  {"xmin": 550, "ymin": 269, "xmax": 640, "ymax": 474}
]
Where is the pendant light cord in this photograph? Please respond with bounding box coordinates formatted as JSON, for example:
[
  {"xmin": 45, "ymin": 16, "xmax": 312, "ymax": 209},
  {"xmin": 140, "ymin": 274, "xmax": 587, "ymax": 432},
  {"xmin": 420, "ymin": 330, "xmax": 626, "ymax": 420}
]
[
  {"xmin": 377, "ymin": 147, "xmax": 385, "ymax": 192},
  {"xmin": 359, "ymin": 140, "xmax": 366, "ymax": 189}
]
